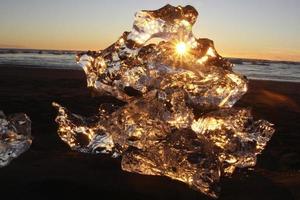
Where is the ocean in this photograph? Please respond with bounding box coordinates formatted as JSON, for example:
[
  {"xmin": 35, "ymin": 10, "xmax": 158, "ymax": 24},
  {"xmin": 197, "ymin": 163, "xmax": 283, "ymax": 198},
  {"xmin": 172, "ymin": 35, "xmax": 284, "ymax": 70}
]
[{"xmin": 0, "ymin": 49, "xmax": 299, "ymax": 83}]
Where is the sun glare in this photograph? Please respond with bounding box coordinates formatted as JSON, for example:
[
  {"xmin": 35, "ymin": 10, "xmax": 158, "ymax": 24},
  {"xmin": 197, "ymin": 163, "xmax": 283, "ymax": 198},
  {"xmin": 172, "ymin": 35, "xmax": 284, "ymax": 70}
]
[{"xmin": 175, "ymin": 42, "xmax": 188, "ymax": 55}]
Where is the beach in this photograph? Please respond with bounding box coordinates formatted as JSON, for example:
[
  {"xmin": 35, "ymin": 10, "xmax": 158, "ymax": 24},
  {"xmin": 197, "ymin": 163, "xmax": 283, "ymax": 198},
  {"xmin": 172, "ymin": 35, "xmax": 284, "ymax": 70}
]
[{"xmin": 0, "ymin": 65, "xmax": 299, "ymax": 200}]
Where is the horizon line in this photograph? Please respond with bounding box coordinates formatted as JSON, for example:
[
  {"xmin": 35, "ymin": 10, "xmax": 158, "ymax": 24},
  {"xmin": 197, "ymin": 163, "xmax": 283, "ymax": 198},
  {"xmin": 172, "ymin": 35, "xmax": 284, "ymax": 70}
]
[{"xmin": 0, "ymin": 47, "xmax": 300, "ymax": 63}]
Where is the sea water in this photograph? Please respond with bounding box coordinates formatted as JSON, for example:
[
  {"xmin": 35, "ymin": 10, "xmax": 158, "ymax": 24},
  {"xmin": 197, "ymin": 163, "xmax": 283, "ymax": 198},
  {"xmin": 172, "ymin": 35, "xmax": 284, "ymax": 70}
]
[{"xmin": 0, "ymin": 49, "xmax": 299, "ymax": 82}]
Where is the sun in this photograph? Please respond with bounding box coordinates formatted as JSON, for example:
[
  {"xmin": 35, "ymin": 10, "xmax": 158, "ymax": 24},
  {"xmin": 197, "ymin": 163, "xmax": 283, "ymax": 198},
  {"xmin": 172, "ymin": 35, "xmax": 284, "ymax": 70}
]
[{"xmin": 175, "ymin": 42, "xmax": 188, "ymax": 55}]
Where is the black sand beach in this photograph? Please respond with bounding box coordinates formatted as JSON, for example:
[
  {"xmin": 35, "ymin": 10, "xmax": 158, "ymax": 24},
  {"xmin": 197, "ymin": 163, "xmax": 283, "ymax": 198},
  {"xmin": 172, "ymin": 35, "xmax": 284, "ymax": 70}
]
[{"xmin": 0, "ymin": 65, "xmax": 299, "ymax": 200}]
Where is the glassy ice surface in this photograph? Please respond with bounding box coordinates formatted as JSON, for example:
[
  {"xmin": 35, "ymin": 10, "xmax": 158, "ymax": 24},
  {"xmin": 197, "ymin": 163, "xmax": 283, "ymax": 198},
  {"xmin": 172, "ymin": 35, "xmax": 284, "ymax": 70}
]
[
  {"xmin": 0, "ymin": 111, "xmax": 32, "ymax": 167},
  {"xmin": 53, "ymin": 4, "xmax": 274, "ymax": 198}
]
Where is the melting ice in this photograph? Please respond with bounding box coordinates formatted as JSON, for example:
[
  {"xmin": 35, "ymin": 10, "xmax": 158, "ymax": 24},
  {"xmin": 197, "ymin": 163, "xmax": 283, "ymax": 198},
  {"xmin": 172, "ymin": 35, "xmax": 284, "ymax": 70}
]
[
  {"xmin": 53, "ymin": 5, "xmax": 274, "ymax": 198},
  {"xmin": 0, "ymin": 111, "xmax": 32, "ymax": 167}
]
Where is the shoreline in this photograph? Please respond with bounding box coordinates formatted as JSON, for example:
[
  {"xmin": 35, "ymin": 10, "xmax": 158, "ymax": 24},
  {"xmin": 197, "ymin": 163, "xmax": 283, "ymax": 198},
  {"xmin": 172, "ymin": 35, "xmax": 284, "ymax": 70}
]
[
  {"xmin": 1, "ymin": 64, "xmax": 300, "ymax": 83},
  {"xmin": 0, "ymin": 65, "xmax": 299, "ymax": 199}
]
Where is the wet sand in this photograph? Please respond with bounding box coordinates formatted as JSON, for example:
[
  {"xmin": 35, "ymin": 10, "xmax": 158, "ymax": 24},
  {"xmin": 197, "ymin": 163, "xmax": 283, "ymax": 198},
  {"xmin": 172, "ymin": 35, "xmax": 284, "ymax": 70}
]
[{"xmin": 0, "ymin": 65, "xmax": 299, "ymax": 200}]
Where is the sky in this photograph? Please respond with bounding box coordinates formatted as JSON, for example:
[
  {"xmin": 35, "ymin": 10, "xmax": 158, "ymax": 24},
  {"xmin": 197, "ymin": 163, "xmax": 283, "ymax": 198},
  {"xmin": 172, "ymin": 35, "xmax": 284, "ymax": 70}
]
[{"xmin": 0, "ymin": 0, "xmax": 299, "ymax": 61}]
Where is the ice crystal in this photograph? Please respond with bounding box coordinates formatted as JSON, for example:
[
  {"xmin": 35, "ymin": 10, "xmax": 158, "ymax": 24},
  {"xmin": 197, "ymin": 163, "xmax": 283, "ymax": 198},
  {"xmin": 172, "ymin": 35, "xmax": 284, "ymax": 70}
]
[{"xmin": 53, "ymin": 5, "xmax": 274, "ymax": 198}]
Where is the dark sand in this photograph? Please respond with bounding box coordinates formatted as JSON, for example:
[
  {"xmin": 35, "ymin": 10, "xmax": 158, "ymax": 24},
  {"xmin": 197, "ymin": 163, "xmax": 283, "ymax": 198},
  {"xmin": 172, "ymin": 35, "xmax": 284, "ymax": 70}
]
[{"xmin": 0, "ymin": 65, "xmax": 299, "ymax": 200}]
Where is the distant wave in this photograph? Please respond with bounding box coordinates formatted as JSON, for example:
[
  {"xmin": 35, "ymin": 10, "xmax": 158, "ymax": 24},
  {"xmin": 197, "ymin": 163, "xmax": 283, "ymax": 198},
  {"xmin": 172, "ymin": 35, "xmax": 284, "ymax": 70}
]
[
  {"xmin": 234, "ymin": 63, "xmax": 300, "ymax": 83},
  {"xmin": 0, "ymin": 48, "xmax": 78, "ymax": 55},
  {"xmin": 228, "ymin": 58, "xmax": 300, "ymax": 66},
  {"xmin": 0, "ymin": 51, "xmax": 79, "ymax": 69}
]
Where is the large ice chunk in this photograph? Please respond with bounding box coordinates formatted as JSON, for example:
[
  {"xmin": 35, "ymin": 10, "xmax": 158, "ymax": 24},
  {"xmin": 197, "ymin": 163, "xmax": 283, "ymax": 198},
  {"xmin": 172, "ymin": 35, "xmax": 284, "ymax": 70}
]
[{"xmin": 54, "ymin": 4, "xmax": 274, "ymax": 198}]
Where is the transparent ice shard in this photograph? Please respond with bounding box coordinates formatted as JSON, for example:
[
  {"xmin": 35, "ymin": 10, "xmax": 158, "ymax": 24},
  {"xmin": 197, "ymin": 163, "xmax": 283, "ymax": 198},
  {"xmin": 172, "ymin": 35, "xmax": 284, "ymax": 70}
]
[
  {"xmin": 54, "ymin": 4, "xmax": 274, "ymax": 198},
  {"xmin": 121, "ymin": 129, "xmax": 221, "ymax": 198},
  {"xmin": 0, "ymin": 111, "xmax": 32, "ymax": 167},
  {"xmin": 191, "ymin": 109, "xmax": 274, "ymax": 174},
  {"xmin": 76, "ymin": 4, "xmax": 247, "ymax": 110},
  {"xmin": 53, "ymin": 94, "xmax": 274, "ymax": 197}
]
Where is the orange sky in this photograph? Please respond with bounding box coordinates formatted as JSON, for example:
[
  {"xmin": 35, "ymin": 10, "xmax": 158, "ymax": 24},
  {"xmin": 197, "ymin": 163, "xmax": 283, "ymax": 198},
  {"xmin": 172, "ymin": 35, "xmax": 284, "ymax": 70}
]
[{"xmin": 0, "ymin": 0, "xmax": 299, "ymax": 61}]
